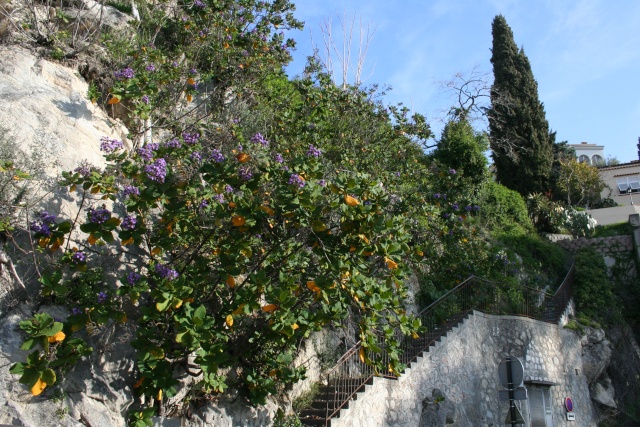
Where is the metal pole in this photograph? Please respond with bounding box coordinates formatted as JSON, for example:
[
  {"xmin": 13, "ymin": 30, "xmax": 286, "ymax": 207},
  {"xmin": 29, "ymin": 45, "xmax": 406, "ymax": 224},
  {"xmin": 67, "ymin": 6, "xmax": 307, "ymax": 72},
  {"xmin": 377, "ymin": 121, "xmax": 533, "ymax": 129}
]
[{"xmin": 506, "ymin": 356, "xmax": 516, "ymax": 427}]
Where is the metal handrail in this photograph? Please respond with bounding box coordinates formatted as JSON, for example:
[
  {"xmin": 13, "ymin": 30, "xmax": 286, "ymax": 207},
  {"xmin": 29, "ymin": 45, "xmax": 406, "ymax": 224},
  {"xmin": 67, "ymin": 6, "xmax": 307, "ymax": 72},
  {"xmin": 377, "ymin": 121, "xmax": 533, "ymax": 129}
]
[{"xmin": 309, "ymin": 264, "xmax": 576, "ymax": 426}]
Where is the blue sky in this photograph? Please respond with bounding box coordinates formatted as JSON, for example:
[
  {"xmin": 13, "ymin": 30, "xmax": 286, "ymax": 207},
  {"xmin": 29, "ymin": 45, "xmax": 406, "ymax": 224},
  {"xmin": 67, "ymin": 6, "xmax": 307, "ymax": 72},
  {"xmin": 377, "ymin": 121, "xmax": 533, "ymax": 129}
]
[{"xmin": 285, "ymin": 0, "xmax": 640, "ymax": 162}]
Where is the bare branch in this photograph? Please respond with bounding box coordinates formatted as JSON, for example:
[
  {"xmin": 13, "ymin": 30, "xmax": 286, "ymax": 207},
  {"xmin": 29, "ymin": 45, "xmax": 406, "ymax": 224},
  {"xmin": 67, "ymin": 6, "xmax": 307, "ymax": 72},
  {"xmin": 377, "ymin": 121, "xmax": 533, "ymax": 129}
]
[{"xmin": 309, "ymin": 10, "xmax": 376, "ymax": 88}]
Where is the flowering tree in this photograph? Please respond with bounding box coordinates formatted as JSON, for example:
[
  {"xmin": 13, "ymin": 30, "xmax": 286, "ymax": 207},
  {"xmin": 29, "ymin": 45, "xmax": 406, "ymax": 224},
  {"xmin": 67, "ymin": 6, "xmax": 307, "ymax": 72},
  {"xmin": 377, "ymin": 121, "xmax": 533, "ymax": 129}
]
[{"xmin": 6, "ymin": 1, "xmax": 433, "ymax": 422}]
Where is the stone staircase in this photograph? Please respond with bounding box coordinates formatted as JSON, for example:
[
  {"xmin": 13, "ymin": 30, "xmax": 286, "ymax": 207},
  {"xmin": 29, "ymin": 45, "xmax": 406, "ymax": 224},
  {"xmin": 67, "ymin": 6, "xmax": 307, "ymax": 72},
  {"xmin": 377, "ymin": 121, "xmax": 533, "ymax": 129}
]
[{"xmin": 298, "ymin": 313, "xmax": 472, "ymax": 426}]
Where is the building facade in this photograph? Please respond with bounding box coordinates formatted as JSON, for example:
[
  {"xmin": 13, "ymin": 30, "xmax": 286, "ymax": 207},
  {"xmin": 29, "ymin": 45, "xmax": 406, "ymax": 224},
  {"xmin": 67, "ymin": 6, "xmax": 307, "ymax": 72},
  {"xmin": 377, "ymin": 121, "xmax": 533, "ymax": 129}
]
[
  {"xmin": 569, "ymin": 142, "xmax": 605, "ymax": 166},
  {"xmin": 598, "ymin": 161, "xmax": 640, "ymax": 206}
]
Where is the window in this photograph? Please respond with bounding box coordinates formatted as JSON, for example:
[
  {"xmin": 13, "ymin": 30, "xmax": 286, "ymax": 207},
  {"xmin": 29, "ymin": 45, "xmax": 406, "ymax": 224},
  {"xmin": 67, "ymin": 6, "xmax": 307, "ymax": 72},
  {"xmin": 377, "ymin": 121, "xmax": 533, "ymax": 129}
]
[
  {"xmin": 578, "ymin": 155, "xmax": 590, "ymax": 164},
  {"xmin": 592, "ymin": 155, "xmax": 604, "ymax": 165},
  {"xmin": 617, "ymin": 176, "xmax": 640, "ymax": 194},
  {"xmin": 528, "ymin": 387, "xmax": 554, "ymax": 427},
  {"xmin": 578, "ymin": 155, "xmax": 591, "ymax": 164}
]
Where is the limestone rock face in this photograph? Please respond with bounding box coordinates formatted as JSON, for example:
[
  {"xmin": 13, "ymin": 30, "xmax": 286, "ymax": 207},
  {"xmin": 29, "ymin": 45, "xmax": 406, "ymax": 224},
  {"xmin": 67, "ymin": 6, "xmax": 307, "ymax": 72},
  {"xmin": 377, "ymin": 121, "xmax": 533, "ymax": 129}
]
[
  {"xmin": 0, "ymin": 45, "xmax": 127, "ymax": 174},
  {"xmin": 590, "ymin": 376, "xmax": 617, "ymax": 409},
  {"xmin": 580, "ymin": 327, "xmax": 612, "ymax": 384},
  {"xmin": 0, "ymin": 304, "xmax": 136, "ymax": 427}
]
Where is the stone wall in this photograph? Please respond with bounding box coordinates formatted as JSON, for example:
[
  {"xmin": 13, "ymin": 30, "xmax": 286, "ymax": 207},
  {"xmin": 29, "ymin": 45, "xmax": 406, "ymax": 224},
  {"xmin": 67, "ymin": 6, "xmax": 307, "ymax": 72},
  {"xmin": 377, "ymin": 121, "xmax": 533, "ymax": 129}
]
[
  {"xmin": 331, "ymin": 311, "xmax": 598, "ymax": 427},
  {"xmin": 555, "ymin": 235, "xmax": 634, "ymax": 256}
]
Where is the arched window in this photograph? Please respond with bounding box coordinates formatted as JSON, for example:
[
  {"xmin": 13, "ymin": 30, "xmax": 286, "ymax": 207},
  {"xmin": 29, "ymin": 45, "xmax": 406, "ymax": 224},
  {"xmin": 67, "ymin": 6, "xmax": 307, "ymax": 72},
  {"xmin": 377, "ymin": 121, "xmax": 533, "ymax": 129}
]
[
  {"xmin": 578, "ymin": 155, "xmax": 591, "ymax": 164},
  {"xmin": 592, "ymin": 155, "xmax": 604, "ymax": 165}
]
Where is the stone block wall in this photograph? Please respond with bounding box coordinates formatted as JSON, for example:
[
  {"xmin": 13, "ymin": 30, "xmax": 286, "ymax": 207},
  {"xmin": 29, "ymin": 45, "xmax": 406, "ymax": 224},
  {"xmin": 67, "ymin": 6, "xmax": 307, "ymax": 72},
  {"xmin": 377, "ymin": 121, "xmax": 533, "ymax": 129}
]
[
  {"xmin": 556, "ymin": 235, "xmax": 633, "ymax": 255},
  {"xmin": 332, "ymin": 311, "xmax": 598, "ymax": 427}
]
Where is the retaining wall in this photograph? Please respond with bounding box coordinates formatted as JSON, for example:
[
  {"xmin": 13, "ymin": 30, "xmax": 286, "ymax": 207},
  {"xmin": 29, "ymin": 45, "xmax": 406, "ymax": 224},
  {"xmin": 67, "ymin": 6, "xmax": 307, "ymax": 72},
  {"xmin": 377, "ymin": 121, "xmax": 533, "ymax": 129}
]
[
  {"xmin": 331, "ymin": 311, "xmax": 597, "ymax": 427},
  {"xmin": 555, "ymin": 235, "xmax": 633, "ymax": 255}
]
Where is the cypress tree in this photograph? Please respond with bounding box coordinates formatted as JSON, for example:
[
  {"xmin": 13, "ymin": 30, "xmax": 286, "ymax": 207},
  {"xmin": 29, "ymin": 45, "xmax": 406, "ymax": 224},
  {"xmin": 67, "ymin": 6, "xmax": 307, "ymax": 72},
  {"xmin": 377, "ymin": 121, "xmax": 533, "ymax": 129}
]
[{"xmin": 488, "ymin": 15, "xmax": 554, "ymax": 196}]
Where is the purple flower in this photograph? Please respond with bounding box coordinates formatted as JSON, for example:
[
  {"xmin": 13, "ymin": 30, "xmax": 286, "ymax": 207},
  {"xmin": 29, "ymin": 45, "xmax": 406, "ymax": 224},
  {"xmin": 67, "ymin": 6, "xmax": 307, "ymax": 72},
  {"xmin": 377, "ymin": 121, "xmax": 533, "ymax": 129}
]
[
  {"xmin": 29, "ymin": 221, "xmax": 52, "ymax": 236},
  {"xmin": 145, "ymin": 158, "xmax": 167, "ymax": 183},
  {"xmin": 449, "ymin": 169, "xmax": 456, "ymax": 175},
  {"xmin": 172, "ymin": 61, "xmax": 179, "ymax": 67},
  {"xmin": 288, "ymin": 174, "xmax": 305, "ymax": 188},
  {"xmin": 155, "ymin": 263, "xmax": 179, "ymax": 281},
  {"xmin": 145, "ymin": 64, "xmax": 156, "ymax": 72},
  {"xmin": 319, "ymin": 179, "xmax": 326, "ymax": 187},
  {"xmin": 237, "ymin": 144, "xmax": 243, "ymax": 152},
  {"xmin": 443, "ymin": 213, "xmax": 450, "ymax": 219},
  {"xmin": 100, "ymin": 136, "xmax": 124, "ymax": 153},
  {"xmin": 72, "ymin": 307, "xmax": 82, "ymax": 315},
  {"xmin": 121, "ymin": 215, "xmax": 137, "ymax": 230},
  {"xmin": 123, "ymin": 185, "xmax": 140, "ymax": 197},
  {"xmin": 114, "ymin": 68, "xmax": 135, "ymax": 79},
  {"xmin": 137, "ymin": 142, "xmax": 159, "ymax": 162},
  {"xmin": 273, "ymin": 153, "xmax": 284, "ymax": 163},
  {"xmin": 141, "ymin": 95, "xmax": 150, "ymax": 104},
  {"xmin": 238, "ymin": 166, "xmax": 253, "ymax": 181},
  {"xmin": 190, "ymin": 151, "xmax": 202, "ymax": 163},
  {"xmin": 97, "ymin": 291, "xmax": 109, "ymax": 303},
  {"xmin": 473, "ymin": 205, "xmax": 481, "ymax": 211},
  {"xmin": 182, "ymin": 132, "xmax": 200, "ymax": 145},
  {"xmin": 306, "ymin": 144, "xmax": 321, "ymax": 157},
  {"xmin": 88, "ymin": 207, "xmax": 111, "ymax": 224},
  {"xmin": 72, "ymin": 251, "xmax": 86, "ymax": 263},
  {"xmin": 213, "ymin": 193, "xmax": 225, "ymax": 203},
  {"xmin": 465, "ymin": 205, "xmax": 472, "ymax": 212},
  {"xmin": 198, "ymin": 200, "xmax": 208, "ymax": 209},
  {"xmin": 395, "ymin": 172, "xmax": 401, "ymax": 177},
  {"xmin": 74, "ymin": 164, "xmax": 92, "ymax": 177},
  {"xmin": 452, "ymin": 204, "xmax": 459, "ymax": 211},
  {"xmin": 165, "ymin": 138, "xmax": 181, "ymax": 149},
  {"xmin": 209, "ymin": 149, "xmax": 225, "ymax": 163},
  {"xmin": 433, "ymin": 193, "xmax": 441, "ymax": 199},
  {"xmin": 127, "ymin": 271, "xmax": 141, "ymax": 285},
  {"xmin": 38, "ymin": 211, "xmax": 56, "ymax": 225},
  {"xmin": 193, "ymin": 0, "xmax": 205, "ymax": 7},
  {"xmin": 224, "ymin": 184, "xmax": 234, "ymax": 193},
  {"xmin": 250, "ymin": 133, "xmax": 269, "ymax": 147},
  {"xmin": 189, "ymin": 68, "xmax": 197, "ymax": 75},
  {"xmin": 458, "ymin": 216, "xmax": 463, "ymax": 222}
]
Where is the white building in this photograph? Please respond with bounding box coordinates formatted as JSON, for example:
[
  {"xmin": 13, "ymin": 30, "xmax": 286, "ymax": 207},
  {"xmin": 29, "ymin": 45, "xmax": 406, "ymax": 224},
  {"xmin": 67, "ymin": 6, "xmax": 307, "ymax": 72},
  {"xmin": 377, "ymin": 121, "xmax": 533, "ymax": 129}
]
[{"xmin": 569, "ymin": 141, "xmax": 605, "ymax": 165}]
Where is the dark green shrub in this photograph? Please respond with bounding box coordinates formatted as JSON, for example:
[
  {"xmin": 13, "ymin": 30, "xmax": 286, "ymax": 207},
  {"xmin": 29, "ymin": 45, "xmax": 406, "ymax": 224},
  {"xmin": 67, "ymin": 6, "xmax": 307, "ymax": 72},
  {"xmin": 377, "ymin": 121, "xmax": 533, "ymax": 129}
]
[
  {"xmin": 574, "ymin": 248, "xmax": 618, "ymax": 323},
  {"xmin": 478, "ymin": 181, "xmax": 532, "ymax": 232}
]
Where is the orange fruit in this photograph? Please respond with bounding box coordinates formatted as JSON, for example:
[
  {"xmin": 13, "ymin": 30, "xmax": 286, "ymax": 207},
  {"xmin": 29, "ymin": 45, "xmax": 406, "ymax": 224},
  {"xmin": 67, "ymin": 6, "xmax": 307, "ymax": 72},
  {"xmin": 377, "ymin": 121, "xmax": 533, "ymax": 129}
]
[
  {"xmin": 344, "ymin": 195, "xmax": 359, "ymax": 206},
  {"xmin": 47, "ymin": 331, "xmax": 66, "ymax": 343},
  {"xmin": 30, "ymin": 378, "xmax": 47, "ymax": 396},
  {"xmin": 231, "ymin": 216, "xmax": 245, "ymax": 227}
]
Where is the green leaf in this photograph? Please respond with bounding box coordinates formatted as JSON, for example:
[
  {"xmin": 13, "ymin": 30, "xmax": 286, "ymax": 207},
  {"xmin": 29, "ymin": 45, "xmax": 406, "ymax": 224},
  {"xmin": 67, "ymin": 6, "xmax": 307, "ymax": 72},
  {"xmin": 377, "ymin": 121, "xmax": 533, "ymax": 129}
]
[
  {"xmin": 41, "ymin": 368, "xmax": 56, "ymax": 385},
  {"xmin": 20, "ymin": 339, "xmax": 36, "ymax": 351},
  {"xmin": 57, "ymin": 221, "xmax": 72, "ymax": 233},
  {"xmin": 40, "ymin": 322, "xmax": 64, "ymax": 337},
  {"xmin": 9, "ymin": 362, "xmax": 25, "ymax": 374},
  {"xmin": 80, "ymin": 223, "xmax": 99, "ymax": 233},
  {"xmin": 193, "ymin": 305, "xmax": 206, "ymax": 320},
  {"xmin": 18, "ymin": 368, "xmax": 38, "ymax": 385},
  {"xmin": 175, "ymin": 331, "xmax": 187, "ymax": 343},
  {"xmin": 155, "ymin": 299, "xmax": 170, "ymax": 312}
]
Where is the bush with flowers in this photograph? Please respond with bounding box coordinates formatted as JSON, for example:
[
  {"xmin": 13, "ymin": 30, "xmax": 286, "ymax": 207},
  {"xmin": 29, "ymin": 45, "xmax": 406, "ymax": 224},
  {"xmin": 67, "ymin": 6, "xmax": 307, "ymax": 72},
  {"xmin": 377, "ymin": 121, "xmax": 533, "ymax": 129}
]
[
  {"xmin": 1, "ymin": 0, "xmax": 412, "ymax": 418},
  {"xmin": 4, "ymin": 0, "xmax": 536, "ymax": 424}
]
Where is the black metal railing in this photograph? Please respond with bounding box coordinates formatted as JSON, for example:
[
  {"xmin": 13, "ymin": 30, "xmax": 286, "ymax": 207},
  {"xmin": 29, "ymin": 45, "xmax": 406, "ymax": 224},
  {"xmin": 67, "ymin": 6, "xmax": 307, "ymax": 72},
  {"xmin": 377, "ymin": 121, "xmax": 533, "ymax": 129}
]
[{"xmin": 299, "ymin": 264, "xmax": 576, "ymax": 426}]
